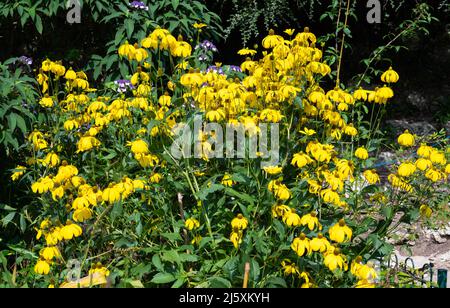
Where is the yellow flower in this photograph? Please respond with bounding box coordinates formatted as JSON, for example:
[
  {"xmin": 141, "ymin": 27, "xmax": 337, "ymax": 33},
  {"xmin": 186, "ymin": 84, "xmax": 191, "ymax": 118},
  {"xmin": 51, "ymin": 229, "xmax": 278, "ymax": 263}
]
[
  {"xmin": 291, "ymin": 152, "xmax": 313, "ymax": 168},
  {"xmin": 329, "ymin": 219, "xmax": 352, "ymax": 243},
  {"xmin": 150, "ymin": 173, "xmax": 163, "ymax": 183},
  {"xmin": 430, "ymin": 150, "xmax": 447, "ymax": 165},
  {"xmin": 260, "ymin": 109, "xmax": 283, "ymax": 123},
  {"xmin": 274, "ymin": 183, "xmax": 291, "ymax": 200},
  {"xmin": 206, "ymin": 109, "xmax": 225, "ymax": 122},
  {"xmin": 42, "ymin": 152, "xmax": 60, "ymax": 168},
  {"xmin": 34, "ymin": 259, "xmax": 51, "ymax": 275},
  {"xmin": 356, "ymin": 279, "xmax": 376, "ymax": 288},
  {"xmin": 41, "ymin": 59, "xmax": 52, "ymax": 72},
  {"xmin": 73, "ymin": 207, "xmax": 93, "ymax": 223},
  {"xmin": 193, "ymin": 23, "xmax": 207, "ymax": 29},
  {"xmin": 60, "ymin": 221, "xmax": 82, "ymax": 240},
  {"xmin": 425, "ymin": 168, "xmax": 442, "ymax": 182},
  {"xmin": 221, "ymin": 174, "xmax": 235, "ymax": 187},
  {"xmin": 40, "ymin": 246, "xmax": 61, "ymax": 261},
  {"xmin": 262, "ymin": 29, "xmax": 284, "ymax": 49},
  {"xmin": 310, "ymin": 234, "xmax": 330, "ymax": 253},
  {"xmin": 89, "ymin": 263, "xmax": 110, "ymax": 277},
  {"xmin": 237, "ymin": 48, "xmax": 257, "ymax": 56},
  {"xmin": 159, "ymin": 92, "xmax": 172, "ymax": 106},
  {"xmin": 11, "ymin": 165, "xmax": 26, "ymax": 181},
  {"xmin": 284, "ymin": 29, "xmax": 295, "ymax": 36},
  {"xmin": 191, "ymin": 235, "xmax": 203, "ymax": 245},
  {"xmin": 417, "ymin": 144, "xmax": 433, "ymax": 158},
  {"xmin": 118, "ymin": 41, "xmax": 136, "ymax": 59},
  {"xmin": 355, "ymin": 147, "xmax": 369, "ymax": 160},
  {"xmin": 231, "ymin": 214, "xmax": 248, "ymax": 230},
  {"xmin": 45, "ymin": 227, "xmax": 62, "ymax": 246},
  {"xmin": 76, "ymin": 136, "xmax": 100, "ymax": 153},
  {"xmin": 31, "ymin": 176, "xmax": 54, "ymax": 194},
  {"xmin": 445, "ymin": 164, "xmax": 450, "ymax": 174},
  {"xmin": 415, "ymin": 158, "xmax": 432, "ymax": 171},
  {"xmin": 39, "ymin": 96, "xmax": 54, "ymax": 108},
  {"xmin": 271, "ymin": 204, "xmax": 291, "ymax": 218},
  {"xmin": 388, "ymin": 174, "xmax": 413, "ymax": 192},
  {"xmin": 381, "ymin": 67, "xmax": 399, "ymax": 83},
  {"xmin": 65, "ymin": 68, "xmax": 77, "ymax": 80},
  {"xmin": 281, "ymin": 259, "xmax": 300, "ymax": 276},
  {"xmin": 420, "ymin": 204, "xmax": 432, "ymax": 218},
  {"xmin": 363, "ymin": 170, "xmax": 380, "ymax": 184},
  {"xmin": 320, "ymin": 188, "xmax": 340, "ymax": 205},
  {"xmin": 324, "ymin": 247, "xmax": 348, "ymax": 272},
  {"xmin": 133, "ymin": 47, "xmax": 148, "ymax": 62},
  {"xmin": 301, "ymin": 212, "xmax": 321, "ymax": 231},
  {"xmin": 398, "ymin": 130, "xmax": 415, "ymax": 147},
  {"xmin": 299, "ymin": 128, "xmax": 316, "ymax": 136},
  {"xmin": 353, "ymin": 88, "xmax": 368, "ymax": 101},
  {"xmin": 398, "ymin": 162, "xmax": 416, "ymax": 177},
  {"xmin": 291, "ymin": 233, "xmax": 311, "ymax": 257},
  {"xmin": 63, "ymin": 119, "xmax": 80, "ymax": 131},
  {"xmin": 282, "ymin": 208, "xmax": 301, "ymax": 227},
  {"xmin": 102, "ymin": 186, "xmax": 121, "ymax": 204},
  {"xmin": 128, "ymin": 139, "xmax": 149, "ymax": 155},
  {"xmin": 172, "ymin": 41, "xmax": 192, "ymax": 57},
  {"xmin": 185, "ymin": 218, "xmax": 200, "ymax": 230},
  {"xmin": 308, "ymin": 179, "xmax": 322, "ymax": 195},
  {"xmin": 230, "ymin": 230, "xmax": 243, "ymax": 249},
  {"xmin": 263, "ymin": 165, "xmax": 283, "ymax": 175}
]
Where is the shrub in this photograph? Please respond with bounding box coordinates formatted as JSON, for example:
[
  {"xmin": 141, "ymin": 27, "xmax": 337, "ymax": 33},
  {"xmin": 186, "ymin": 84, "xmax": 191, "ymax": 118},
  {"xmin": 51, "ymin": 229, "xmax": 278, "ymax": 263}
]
[{"xmin": 2, "ymin": 26, "xmax": 450, "ymax": 288}]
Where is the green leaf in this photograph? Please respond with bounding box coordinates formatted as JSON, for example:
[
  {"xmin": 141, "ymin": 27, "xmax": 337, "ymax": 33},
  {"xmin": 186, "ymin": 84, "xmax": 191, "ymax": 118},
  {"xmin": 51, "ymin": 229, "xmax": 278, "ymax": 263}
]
[
  {"xmin": 162, "ymin": 250, "xmax": 181, "ymax": 264},
  {"xmin": 197, "ymin": 184, "xmax": 223, "ymax": 200},
  {"xmin": 127, "ymin": 279, "xmax": 145, "ymax": 288},
  {"xmin": 151, "ymin": 273, "xmax": 176, "ymax": 284},
  {"xmin": 110, "ymin": 201, "xmax": 123, "ymax": 222},
  {"xmin": 171, "ymin": 278, "xmax": 185, "ymax": 288},
  {"xmin": 2, "ymin": 212, "xmax": 15, "ymax": 227},
  {"xmin": 208, "ymin": 276, "xmax": 231, "ymax": 288},
  {"xmin": 171, "ymin": 0, "xmax": 180, "ymax": 10},
  {"xmin": 179, "ymin": 253, "xmax": 198, "ymax": 262},
  {"xmin": 152, "ymin": 254, "xmax": 163, "ymax": 271},
  {"xmin": 35, "ymin": 14, "xmax": 43, "ymax": 34},
  {"xmin": 15, "ymin": 114, "xmax": 27, "ymax": 134},
  {"xmin": 7, "ymin": 114, "xmax": 17, "ymax": 132},
  {"xmin": 125, "ymin": 19, "xmax": 135, "ymax": 39},
  {"xmin": 225, "ymin": 188, "xmax": 255, "ymax": 206}
]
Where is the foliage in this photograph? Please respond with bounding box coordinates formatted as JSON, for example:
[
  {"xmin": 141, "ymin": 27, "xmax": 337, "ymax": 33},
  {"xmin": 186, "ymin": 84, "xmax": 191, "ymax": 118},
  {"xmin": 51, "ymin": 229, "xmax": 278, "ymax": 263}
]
[
  {"xmin": 0, "ymin": 0, "xmax": 223, "ymax": 81},
  {"xmin": 1, "ymin": 25, "xmax": 449, "ymax": 289},
  {"xmin": 0, "ymin": 58, "xmax": 38, "ymax": 155}
]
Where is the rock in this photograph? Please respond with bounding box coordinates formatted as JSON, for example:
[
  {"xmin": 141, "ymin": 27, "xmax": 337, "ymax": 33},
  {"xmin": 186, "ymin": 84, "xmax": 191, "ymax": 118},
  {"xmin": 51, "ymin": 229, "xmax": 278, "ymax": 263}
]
[
  {"xmin": 431, "ymin": 232, "xmax": 447, "ymax": 244},
  {"xmin": 406, "ymin": 92, "xmax": 428, "ymax": 111},
  {"xmin": 407, "ymin": 240, "xmax": 416, "ymax": 246},
  {"xmin": 386, "ymin": 119, "xmax": 437, "ymax": 136}
]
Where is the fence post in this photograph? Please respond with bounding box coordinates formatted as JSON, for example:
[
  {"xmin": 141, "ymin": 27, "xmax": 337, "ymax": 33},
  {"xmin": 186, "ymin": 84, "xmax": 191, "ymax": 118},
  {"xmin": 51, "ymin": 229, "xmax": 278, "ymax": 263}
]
[{"xmin": 437, "ymin": 269, "xmax": 447, "ymax": 288}]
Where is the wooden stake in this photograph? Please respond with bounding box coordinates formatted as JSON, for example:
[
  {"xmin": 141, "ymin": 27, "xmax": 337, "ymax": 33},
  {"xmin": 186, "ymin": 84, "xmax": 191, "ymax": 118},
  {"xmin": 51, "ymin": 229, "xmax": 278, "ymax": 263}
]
[{"xmin": 243, "ymin": 262, "xmax": 250, "ymax": 288}]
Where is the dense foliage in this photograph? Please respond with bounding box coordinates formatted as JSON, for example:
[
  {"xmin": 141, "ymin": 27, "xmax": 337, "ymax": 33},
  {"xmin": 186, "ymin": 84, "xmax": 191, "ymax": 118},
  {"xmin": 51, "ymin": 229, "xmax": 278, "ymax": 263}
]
[{"xmin": 1, "ymin": 24, "xmax": 449, "ymax": 288}]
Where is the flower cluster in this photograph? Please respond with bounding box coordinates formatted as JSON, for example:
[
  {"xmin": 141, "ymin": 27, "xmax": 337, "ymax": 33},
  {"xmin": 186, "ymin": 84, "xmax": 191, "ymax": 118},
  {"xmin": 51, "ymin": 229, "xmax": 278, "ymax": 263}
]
[{"xmin": 10, "ymin": 26, "xmax": 450, "ymax": 288}]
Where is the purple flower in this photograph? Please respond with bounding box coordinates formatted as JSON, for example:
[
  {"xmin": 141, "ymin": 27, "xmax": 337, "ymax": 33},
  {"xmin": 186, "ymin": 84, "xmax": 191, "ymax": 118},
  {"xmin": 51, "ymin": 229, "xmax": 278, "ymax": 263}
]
[
  {"xmin": 114, "ymin": 79, "xmax": 134, "ymax": 93},
  {"xmin": 229, "ymin": 65, "xmax": 242, "ymax": 73},
  {"xmin": 17, "ymin": 56, "xmax": 33, "ymax": 66},
  {"xmin": 206, "ymin": 66, "xmax": 224, "ymax": 75},
  {"xmin": 195, "ymin": 40, "xmax": 218, "ymax": 52},
  {"xmin": 129, "ymin": 1, "xmax": 148, "ymax": 10},
  {"xmin": 198, "ymin": 55, "xmax": 209, "ymax": 62}
]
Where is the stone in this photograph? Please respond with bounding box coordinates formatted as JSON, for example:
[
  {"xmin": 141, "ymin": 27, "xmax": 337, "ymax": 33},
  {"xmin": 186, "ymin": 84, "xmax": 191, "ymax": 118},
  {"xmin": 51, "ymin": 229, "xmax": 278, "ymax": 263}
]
[
  {"xmin": 386, "ymin": 119, "xmax": 437, "ymax": 136},
  {"xmin": 431, "ymin": 232, "xmax": 447, "ymax": 244}
]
